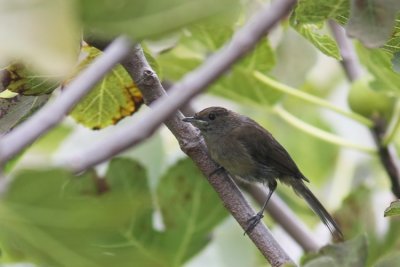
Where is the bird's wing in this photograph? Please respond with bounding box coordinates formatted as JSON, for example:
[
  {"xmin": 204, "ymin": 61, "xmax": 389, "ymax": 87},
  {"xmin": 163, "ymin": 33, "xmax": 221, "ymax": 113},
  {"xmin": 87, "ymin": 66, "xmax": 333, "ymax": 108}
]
[{"xmin": 232, "ymin": 119, "xmax": 307, "ymax": 181}]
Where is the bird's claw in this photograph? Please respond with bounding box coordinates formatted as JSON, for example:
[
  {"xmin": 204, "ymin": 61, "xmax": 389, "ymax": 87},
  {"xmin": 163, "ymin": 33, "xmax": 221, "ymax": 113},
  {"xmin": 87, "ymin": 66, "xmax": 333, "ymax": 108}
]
[{"xmin": 244, "ymin": 212, "xmax": 264, "ymax": 235}]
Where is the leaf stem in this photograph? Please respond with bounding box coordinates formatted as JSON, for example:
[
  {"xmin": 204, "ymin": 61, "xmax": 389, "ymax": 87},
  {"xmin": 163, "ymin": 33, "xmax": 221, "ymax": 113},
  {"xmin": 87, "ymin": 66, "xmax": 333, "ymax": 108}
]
[
  {"xmin": 273, "ymin": 105, "xmax": 377, "ymax": 154},
  {"xmin": 382, "ymin": 100, "xmax": 400, "ymax": 147},
  {"xmin": 253, "ymin": 71, "xmax": 374, "ymax": 127}
]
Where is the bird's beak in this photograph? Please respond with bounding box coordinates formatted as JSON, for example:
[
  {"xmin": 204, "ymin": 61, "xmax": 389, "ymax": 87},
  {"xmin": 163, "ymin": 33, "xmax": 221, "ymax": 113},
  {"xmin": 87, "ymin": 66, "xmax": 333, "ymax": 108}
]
[{"xmin": 182, "ymin": 116, "xmax": 208, "ymax": 128}]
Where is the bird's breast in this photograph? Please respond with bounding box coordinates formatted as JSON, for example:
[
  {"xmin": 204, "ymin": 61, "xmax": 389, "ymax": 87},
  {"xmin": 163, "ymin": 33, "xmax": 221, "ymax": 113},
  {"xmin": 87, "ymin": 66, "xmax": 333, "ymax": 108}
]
[{"xmin": 205, "ymin": 135, "xmax": 258, "ymax": 178}]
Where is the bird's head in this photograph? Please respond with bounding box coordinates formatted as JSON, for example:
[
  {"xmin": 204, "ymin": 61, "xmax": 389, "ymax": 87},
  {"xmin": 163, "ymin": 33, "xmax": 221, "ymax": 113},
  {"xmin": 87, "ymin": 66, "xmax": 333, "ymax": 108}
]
[{"xmin": 182, "ymin": 106, "xmax": 241, "ymax": 135}]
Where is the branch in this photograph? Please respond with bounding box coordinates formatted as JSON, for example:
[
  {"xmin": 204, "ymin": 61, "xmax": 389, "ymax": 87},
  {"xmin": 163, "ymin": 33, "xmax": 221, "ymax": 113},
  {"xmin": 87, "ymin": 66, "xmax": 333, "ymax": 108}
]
[
  {"xmin": 240, "ymin": 182, "xmax": 321, "ymax": 252},
  {"xmin": 328, "ymin": 20, "xmax": 363, "ymax": 81},
  {"xmin": 329, "ymin": 21, "xmax": 400, "ymax": 198},
  {"xmin": 123, "ymin": 44, "xmax": 293, "ymax": 266},
  {"xmin": 0, "ymin": 36, "xmax": 132, "ymax": 168},
  {"xmin": 66, "ymin": 0, "xmax": 297, "ymax": 173}
]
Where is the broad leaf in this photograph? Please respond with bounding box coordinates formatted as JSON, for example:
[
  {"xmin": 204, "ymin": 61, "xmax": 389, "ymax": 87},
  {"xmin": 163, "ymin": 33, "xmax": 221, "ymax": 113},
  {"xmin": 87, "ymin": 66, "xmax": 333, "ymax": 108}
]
[
  {"xmin": 356, "ymin": 43, "xmax": 400, "ymax": 93},
  {"xmin": 384, "ymin": 200, "xmax": 400, "ymax": 217},
  {"xmin": 157, "ymin": 159, "xmax": 227, "ymax": 265},
  {"xmin": 346, "ymin": 0, "xmax": 400, "ymax": 48},
  {"xmin": 79, "ymin": 0, "xmax": 240, "ymax": 40},
  {"xmin": 375, "ymin": 253, "xmax": 400, "ymax": 267},
  {"xmin": 290, "ymin": 0, "xmax": 347, "ymax": 59},
  {"xmin": 69, "ymin": 45, "xmax": 143, "ymax": 129},
  {"xmin": 382, "ymin": 18, "xmax": 400, "ymax": 54},
  {"xmin": 302, "ymin": 235, "xmax": 368, "ymax": 267},
  {"xmin": 0, "ymin": 158, "xmax": 227, "ymax": 267},
  {"xmin": 0, "ymin": 94, "xmax": 50, "ymax": 134},
  {"xmin": 2, "ymin": 64, "xmax": 60, "ymax": 96},
  {"xmin": 293, "ymin": 0, "xmax": 350, "ymax": 25},
  {"xmin": 290, "ymin": 21, "xmax": 341, "ymax": 60}
]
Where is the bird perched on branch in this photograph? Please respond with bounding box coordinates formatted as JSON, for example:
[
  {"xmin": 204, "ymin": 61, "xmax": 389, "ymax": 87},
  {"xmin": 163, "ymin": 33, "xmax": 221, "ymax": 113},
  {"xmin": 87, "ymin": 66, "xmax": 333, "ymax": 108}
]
[{"xmin": 183, "ymin": 106, "xmax": 343, "ymax": 240}]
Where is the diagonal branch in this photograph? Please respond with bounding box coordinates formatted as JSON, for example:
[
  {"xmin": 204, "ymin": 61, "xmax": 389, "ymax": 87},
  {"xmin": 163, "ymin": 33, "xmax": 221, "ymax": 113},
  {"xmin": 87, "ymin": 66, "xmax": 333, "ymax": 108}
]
[
  {"xmin": 0, "ymin": 36, "xmax": 132, "ymax": 168},
  {"xmin": 329, "ymin": 21, "xmax": 400, "ymax": 198}
]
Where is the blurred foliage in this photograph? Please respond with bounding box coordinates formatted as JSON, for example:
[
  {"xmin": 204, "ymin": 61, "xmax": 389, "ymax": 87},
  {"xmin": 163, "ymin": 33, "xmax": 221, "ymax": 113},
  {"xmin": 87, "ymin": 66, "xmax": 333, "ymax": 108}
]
[
  {"xmin": 0, "ymin": 0, "xmax": 80, "ymax": 76},
  {"xmin": 356, "ymin": 43, "xmax": 400, "ymax": 93},
  {"xmin": 0, "ymin": 158, "xmax": 227, "ymax": 267},
  {"xmin": 1, "ymin": 0, "xmax": 400, "ymax": 267},
  {"xmin": 384, "ymin": 200, "xmax": 400, "ymax": 217},
  {"xmin": 79, "ymin": 0, "xmax": 240, "ymax": 40},
  {"xmin": 0, "ymin": 94, "xmax": 50, "ymax": 134},
  {"xmin": 302, "ymin": 235, "xmax": 368, "ymax": 267}
]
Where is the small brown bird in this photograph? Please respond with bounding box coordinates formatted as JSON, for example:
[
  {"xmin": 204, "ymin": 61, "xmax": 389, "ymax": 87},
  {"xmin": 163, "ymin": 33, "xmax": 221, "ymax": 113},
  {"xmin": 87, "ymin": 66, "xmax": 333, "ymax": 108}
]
[{"xmin": 183, "ymin": 106, "xmax": 343, "ymax": 240}]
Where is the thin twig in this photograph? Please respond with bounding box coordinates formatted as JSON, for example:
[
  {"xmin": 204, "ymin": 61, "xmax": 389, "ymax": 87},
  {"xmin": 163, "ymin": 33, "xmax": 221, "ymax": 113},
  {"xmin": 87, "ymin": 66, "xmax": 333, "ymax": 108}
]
[
  {"xmin": 328, "ymin": 20, "xmax": 363, "ymax": 81},
  {"xmin": 0, "ymin": 36, "xmax": 132, "ymax": 169},
  {"xmin": 329, "ymin": 21, "xmax": 400, "ymax": 198},
  {"xmin": 122, "ymin": 44, "xmax": 293, "ymax": 266},
  {"xmin": 66, "ymin": 0, "xmax": 297, "ymax": 174}
]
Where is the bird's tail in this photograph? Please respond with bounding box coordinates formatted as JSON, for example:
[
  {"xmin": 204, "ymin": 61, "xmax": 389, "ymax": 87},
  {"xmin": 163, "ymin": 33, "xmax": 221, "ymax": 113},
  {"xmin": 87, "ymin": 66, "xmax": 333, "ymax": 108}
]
[{"xmin": 291, "ymin": 179, "xmax": 343, "ymax": 241}]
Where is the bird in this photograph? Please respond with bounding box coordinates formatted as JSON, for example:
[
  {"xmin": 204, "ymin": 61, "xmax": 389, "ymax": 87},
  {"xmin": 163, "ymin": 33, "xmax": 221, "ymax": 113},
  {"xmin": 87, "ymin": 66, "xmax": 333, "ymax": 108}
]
[{"xmin": 183, "ymin": 106, "xmax": 343, "ymax": 240}]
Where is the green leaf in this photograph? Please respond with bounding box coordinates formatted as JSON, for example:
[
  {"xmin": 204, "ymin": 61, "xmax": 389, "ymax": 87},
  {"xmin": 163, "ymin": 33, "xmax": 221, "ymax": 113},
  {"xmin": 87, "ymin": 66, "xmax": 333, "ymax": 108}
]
[
  {"xmin": 375, "ymin": 253, "xmax": 400, "ymax": 267},
  {"xmin": 0, "ymin": 94, "xmax": 50, "ymax": 134},
  {"xmin": 1, "ymin": 64, "xmax": 60, "ymax": 95},
  {"xmin": 302, "ymin": 235, "xmax": 368, "ymax": 267},
  {"xmin": 69, "ymin": 45, "xmax": 143, "ymax": 129},
  {"xmin": 293, "ymin": 0, "xmax": 350, "ymax": 25},
  {"xmin": 156, "ymin": 47, "xmax": 202, "ymax": 81},
  {"xmin": 356, "ymin": 43, "xmax": 400, "ymax": 93},
  {"xmin": 290, "ymin": 0, "xmax": 346, "ymax": 59},
  {"xmin": 384, "ymin": 200, "xmax": 400, "ymax": 217},
  {"xmin": 271, "ymin": 28, "xmax": 318, "ymax": 87},
  {"xmin": 290, "ymin": 21, "xmax": 341, "ymax": 60},
  {"xmin": 79, "ymin": 0, "xmax": 240, "ymax": 40},
  {"xmin": 0, "ymin": 158, "xmax": 226, "ymax": 267},
  {"xmin": 210, "ymin": 39, "xmax": 280, "ymax": 105},
  {"xmin": 28, "ymin": 125, "xmax": 72, "ymax": 154},
  {"xmin": 157, "ymin": 159, "xmax": 227, "ymax": 265},
  {"xmin": 346, "ymin": 0, "xmax": 400, "ymax": 48},
  {"xmin": 0, "ymin": 159, "xmax": 152, "ymax": 267},
  {"xmin": 382, "ymin": 17, "xmax": 400, "ymax": 54}
]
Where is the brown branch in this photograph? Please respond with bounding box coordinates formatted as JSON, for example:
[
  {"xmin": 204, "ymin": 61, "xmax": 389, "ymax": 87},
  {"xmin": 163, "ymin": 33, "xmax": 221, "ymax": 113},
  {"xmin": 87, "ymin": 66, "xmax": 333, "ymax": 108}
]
[
  {"xmin": 0, "ymin": 36, "xmax": 132, "ymax": 168},
  {"xmin": 241, "ymin": 183, "xmax": 321, "ymax": 252},
  {"xmin": 371, "ymin": 117, "xmax": 400, "ymax": 198},
  {"xmin": 66, "ymin": 0, "xmax": 297, "ymax": 173},
  {"xmin": 328, "ymin": 20, "xmax": 362, "ymax": 81},
  {"xmin": 329, "ymin": 21, "xmax": 400, "ymax": 198},
  {"xmin": 121, "ymin": 44, "xmax": 293, "ymax": 266}
]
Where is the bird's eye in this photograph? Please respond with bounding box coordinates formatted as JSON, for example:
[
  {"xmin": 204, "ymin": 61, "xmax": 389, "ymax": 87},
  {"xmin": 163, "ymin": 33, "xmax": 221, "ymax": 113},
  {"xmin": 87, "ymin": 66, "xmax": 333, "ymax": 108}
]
[{"xmin": 208, "ymin": 113, "xmax": 216, "ymax": 120}]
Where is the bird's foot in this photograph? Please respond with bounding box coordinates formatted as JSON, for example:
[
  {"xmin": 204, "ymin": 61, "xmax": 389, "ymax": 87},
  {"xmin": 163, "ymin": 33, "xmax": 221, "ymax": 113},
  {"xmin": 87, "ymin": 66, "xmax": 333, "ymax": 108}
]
[
  {"xmin": 244, "ymin": 211, "xmax": 264, "ymax": 235},
  {"xmin": 209, "ymin": 166, "xmax": 225, "ymax": 177}
]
